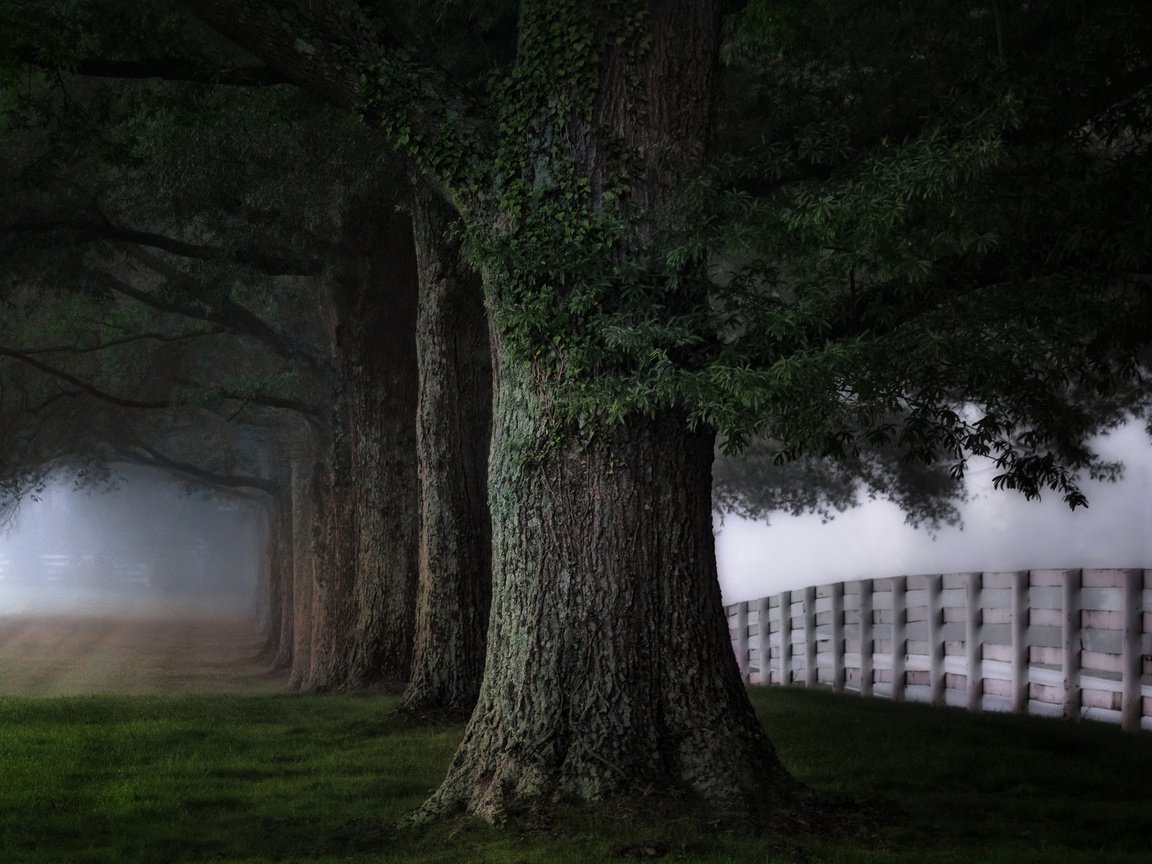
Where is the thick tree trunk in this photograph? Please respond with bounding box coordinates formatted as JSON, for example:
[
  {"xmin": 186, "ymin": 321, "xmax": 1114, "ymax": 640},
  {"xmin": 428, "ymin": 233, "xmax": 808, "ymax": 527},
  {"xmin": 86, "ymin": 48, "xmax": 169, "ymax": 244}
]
[
  {"xmin": 345, "ymin": 211, "xmax": 420, "ymax": 687},
  {"xmin": 403, "ymin": 185, "xmax": 493, "ymax": 716},
  {"xmin": 301, "ymin": 206, "xmax": 420, "ymax": 690},
  {"xmin": 255, "ymin": 494, "xmax": 289, "ymax": 668},
  {"xmin": 186, "ymin": 0, "xmax": 801, "ymax": 825},
  {"xmin": 345, "ymin": 312, "xmax": 421, "ymax": 686},
  {"xmin": 420, "ymin": 341, "xmax": 797, "ymax": 821},
  {"xmin": 417, "ymin": 0, "xmax": 802, "ymax": 823}
]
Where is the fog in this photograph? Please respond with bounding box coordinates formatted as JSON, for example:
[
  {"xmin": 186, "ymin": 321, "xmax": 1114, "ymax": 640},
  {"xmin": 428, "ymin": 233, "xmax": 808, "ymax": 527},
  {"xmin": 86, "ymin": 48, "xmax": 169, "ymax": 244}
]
[
  {"xmin": 4, "ymin": 424, "xmax": 1150, "ymax": 616},
  {"xmin": 717, "ymin": 421, "xmax": 1152, "ymax": 603},
  {"xmin": 0, "ymin": 466, "xmax": 263, "ymax": 618}
]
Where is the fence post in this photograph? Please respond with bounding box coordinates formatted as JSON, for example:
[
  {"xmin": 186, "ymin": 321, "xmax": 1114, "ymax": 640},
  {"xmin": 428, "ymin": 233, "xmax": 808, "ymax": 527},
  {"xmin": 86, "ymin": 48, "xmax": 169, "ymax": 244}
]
[
  {"xmin": 891, "ymin": 576, "xmax": 907, "ymax": 702},
  {"xmin": 859, "ymin": 580, "xmax": 874, "ymax": 698},
  {"xmin": 966, "ymin": 572, "xmax": 983, "ymax": 712},
  {"xmin": 927, "ymin": 573, "xmax": 945, "ymax": 706},
  {"xmin": 831, "ymin": 581, "xmax": 845, "ymax": 692},
  {"xmin": 1011, "ymin": 570, "xmax": 1029, "ymax": 714},
  {"xmin": 756, "ymin": 596, "xmax": 771, "ymax": 686},
  {"xmin": 779, "ymin": 590, "xmax": 792, "ymax": 686},
  {"xmin": 804, "ymin": 586, "xmax": 817, "ymax": 687},
  {"xmin": 1121, "ymin": 569, "xmax": 1142, "ymax": 731},
  {"xmin": 1062, "ymin": 569, "xmax": 1082, "ymax": 721},
  {"xmin": 735, "ymin": 601, "xmax": 750, "ymax": 682}
]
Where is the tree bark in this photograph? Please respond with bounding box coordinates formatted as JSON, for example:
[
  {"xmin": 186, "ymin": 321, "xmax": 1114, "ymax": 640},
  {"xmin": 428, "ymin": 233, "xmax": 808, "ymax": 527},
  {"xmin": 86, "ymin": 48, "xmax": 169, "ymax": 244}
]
[
  {"xmin": 287, "ymin": 455, "xmax": 316, "ymax": 690},
  {"xmin": 344, "ymin": 209, "xmax": 420, "ymax": 687},
  {"xmin": 420, "ymin": 340, "xmax": 797, "ymax": 822},
  {"xmin": 403, "ymin": 184, "xmax": 493, "ymax": 716},
  {"xmin": 268, "ymin": 489, "xmax": 295, "ymax": 670},
  {"xmin": 418, "ymin": 0, "xmax": 801, "ymax": 822},
  {"xmin": 307, "ymin": 447, "xmax": 359, "ymax": 688},
  {"xmin": 302, "ymin": 204, "xmax": 421, "ymax": 690}
]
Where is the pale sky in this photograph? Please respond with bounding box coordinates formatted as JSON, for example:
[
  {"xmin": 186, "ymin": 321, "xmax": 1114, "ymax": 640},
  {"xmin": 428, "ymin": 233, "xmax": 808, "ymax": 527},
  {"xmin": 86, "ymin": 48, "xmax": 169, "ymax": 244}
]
[{"xmin": 715, "ymin": 420, "xmax": 1152, "ymax": 604}]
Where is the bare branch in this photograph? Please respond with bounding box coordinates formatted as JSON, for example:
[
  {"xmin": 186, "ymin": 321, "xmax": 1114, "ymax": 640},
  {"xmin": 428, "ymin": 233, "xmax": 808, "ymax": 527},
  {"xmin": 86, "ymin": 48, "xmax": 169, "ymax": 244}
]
[
  {"xmin": 2, "ymin": 217, "xmax": 325, "ymax": 276},
  {"xmin": 26, "ymin": 388, "xmax": 83, "ymax": 414},
  {"xmin": 104, "ymin": 257, "xmax": 328, "ymax": 380},
  {"xmin": 0, "ymin": 345, "xmax": 170, "ymax": 410},
  {"xmin": 172, "ymin": 376, "xmax": 321, "ymax": 419},
  {"xmin": 124, "ymin": 442, "xmax": 281, "ymax": 497},
  {"xmin": 9, "ymin": 330, "xmax": 218, "ymax": 356}
]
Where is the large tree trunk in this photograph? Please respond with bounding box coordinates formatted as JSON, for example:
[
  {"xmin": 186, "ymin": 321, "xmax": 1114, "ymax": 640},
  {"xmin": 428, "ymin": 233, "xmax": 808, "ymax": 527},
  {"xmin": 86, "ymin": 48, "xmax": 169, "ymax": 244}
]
[
  {"xmin": 256, "ymin": 491, "xmax": 293, "ymax": 670},
  {"xmin": 403, "ymin": 185, "xmax": 493, "ymax": 716},
  {"xmin": 302, "ymin": 204, "xmax": 421, "ymax": 691},
  {"xmin": 421, "ymin": 342, "xmax": 796, "ymax": 821},
  {"xmin": 344, "ymin": 235, "xmax": 421, "ymax": 686},
  {"xmin": 419, "ymin": 0, "xmax": 801, "ymax": 822}
]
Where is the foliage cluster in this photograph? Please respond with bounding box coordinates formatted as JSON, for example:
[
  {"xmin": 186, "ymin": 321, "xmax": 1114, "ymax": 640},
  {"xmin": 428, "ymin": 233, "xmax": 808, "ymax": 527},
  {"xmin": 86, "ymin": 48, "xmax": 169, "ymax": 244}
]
[
  {"xmin": 3, "ymin": 0, "xmax": 1151, "ymax": 518},
  {"xmin": 348, "ymin": 0, "xmax": 1152, "ymax": 511}
]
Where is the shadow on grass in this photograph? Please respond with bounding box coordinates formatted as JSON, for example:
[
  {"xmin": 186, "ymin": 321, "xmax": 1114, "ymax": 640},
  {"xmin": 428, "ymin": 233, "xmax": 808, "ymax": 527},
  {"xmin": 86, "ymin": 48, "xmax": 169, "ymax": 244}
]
[
  {"xmin": 0, "ymin": 688, "xmax": 1148, "ymax": 863},
  {"xmin": 751, "ymin": 686, "xmax": 1152, "ymax": 862}
]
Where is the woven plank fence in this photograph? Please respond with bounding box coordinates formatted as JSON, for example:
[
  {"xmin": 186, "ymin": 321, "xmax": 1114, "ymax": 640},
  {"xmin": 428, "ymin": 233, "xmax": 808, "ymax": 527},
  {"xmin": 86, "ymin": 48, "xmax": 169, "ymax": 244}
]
[{"xmin": 725, "ymin": 568, "xmax": 1152, "ymax": 732}]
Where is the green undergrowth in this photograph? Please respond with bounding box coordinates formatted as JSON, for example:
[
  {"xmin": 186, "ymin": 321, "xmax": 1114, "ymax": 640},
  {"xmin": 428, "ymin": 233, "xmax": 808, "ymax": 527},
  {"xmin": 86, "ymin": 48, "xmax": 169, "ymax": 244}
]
[{"xmin": 0, "ymin": 687, "xmax": 1148, "ymax": 863}]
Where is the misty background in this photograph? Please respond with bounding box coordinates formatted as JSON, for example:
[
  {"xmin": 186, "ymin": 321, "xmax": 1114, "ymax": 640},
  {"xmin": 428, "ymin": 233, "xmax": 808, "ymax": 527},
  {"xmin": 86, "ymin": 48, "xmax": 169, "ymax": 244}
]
[
  {"xmin": 1, "ymin": 423, "xmax": 1148, "ymax": 617},
  {"xmin": 0, "ymin": 465, "xmax": 262, "ymax": 617},
  {"xmin": 717, "ymin": 419, "xmax": 1152, "ymax": 602}
]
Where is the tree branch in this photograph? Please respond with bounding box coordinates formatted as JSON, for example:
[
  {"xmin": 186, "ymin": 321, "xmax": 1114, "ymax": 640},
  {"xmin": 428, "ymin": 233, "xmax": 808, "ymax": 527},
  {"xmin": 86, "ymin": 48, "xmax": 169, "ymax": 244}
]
[
  {"xmin": 75, "ymin": 56, "xmax": 288, "ymax": 87},
  {"xmin": 9, "ymin": 330, "xmax": 217, "ymax": 356},
  {"xmin": 105, "ymin": 254, "xmax": 328, "ymax": 380},
  {"xmin": 178, "ymin": 0, "xmax": 490, "ymax": 212},
  {"xmin": 2, "ymin": 216, "xmax": 324, "ymax": 276},
  {"xmin": 123, "ymin": 442, "xmax": 281, "ymax": 497},
  {"xmin": 0, "ymin": 345, "xmax": 171, "ymax": 410},
  {"xmin": 172, "ymin": 376, "xmax": 321, "ymax": 419},
  {"xmin": 26, "ymin": 388, "xmax": 83, "ymax": 415}
]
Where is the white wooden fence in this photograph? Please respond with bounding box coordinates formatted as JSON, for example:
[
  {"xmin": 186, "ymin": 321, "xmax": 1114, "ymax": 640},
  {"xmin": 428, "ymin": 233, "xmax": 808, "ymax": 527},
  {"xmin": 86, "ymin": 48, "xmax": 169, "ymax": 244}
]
[{"xmin": 725, "ymin": 569, "xmax": 1152, "ymax": 732}]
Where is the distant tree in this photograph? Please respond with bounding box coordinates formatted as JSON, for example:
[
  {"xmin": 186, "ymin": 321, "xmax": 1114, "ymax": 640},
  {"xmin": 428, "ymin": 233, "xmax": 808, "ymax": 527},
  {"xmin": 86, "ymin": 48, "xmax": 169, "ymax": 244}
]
[
  {"xmin": 1, "ymin": 1, "xmax": 499, "ymax": 704},
  {"xmin": 0, "ymin": 8, "xmax": 425, "ymax": 689}
]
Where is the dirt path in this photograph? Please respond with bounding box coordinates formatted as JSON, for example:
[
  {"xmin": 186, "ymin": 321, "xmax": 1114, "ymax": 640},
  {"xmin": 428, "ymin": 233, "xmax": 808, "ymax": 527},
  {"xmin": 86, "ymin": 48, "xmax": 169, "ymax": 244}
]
[{"xmin": 0, "ymin": 614, "xmax": 288, "ymax": 696}]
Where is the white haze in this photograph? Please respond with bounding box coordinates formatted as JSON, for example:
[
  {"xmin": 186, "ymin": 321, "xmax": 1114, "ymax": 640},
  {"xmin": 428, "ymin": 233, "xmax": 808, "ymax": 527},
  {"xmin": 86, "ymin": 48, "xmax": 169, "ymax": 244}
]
[
  {"xmin": 3, "ymin": 425, "xmax": 1148, "ymax": 616},
  {"xmin": 0, "ymin": 466, "xmax": 263, "ymax": 618},
  {"xmin": 716, "ymin": 420, "xmax": 1152, "ymax": 604}
]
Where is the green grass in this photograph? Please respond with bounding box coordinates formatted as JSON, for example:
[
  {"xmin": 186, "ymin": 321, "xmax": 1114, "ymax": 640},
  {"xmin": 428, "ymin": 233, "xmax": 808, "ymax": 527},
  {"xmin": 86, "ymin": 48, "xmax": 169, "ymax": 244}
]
[{"xmin": 0, "ymin": 687, "xmax": 1149, "ymax": 863}]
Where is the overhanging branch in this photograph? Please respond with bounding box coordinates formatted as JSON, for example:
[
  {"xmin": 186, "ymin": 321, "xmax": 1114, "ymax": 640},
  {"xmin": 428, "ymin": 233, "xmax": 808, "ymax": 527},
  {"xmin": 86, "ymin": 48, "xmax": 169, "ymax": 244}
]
[
  {"xmin": 123, "ymin": 442, "xmax": 281, "ymax": 497},
  {"xmin": 9, "ymin": 330, "xmax": 218, "ymax": 356},
  {"xmin": 3, "ymin": 217, "xmax": 324, "ymax": 277},
  {"xmin": 172, "ymin": 376, "xmax": 321, "ymax": 419},
  {"xmin": 18, "ymin": 47, "xmax": 291, "ymax": 86},
  {"xmin": 0, "ymin": 345, "xmax": 170, "ymax": 410},
  {"xmin": 179, "ymin": 0, "xmax": 489, "ymax": 213},
  {"xmin": 105, "ymin": 253, "xmax": 328, "ymax": 380}
]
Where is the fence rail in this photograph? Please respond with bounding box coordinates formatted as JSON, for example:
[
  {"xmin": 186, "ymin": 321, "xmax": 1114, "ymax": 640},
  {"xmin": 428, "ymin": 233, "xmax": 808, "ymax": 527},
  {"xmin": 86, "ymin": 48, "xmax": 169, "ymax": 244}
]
[{"xmin": 726, "ymin": 568, "xmax": 1152, "ymax": 731}]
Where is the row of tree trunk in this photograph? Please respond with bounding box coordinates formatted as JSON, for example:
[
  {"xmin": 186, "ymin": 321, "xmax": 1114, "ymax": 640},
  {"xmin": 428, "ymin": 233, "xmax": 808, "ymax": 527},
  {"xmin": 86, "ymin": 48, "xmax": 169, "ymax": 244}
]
[
  {"xmin": 227, "ymin": 0, "xmax": 794, "ymax": 821},
  {"xmin": 247, "ymin": 172, "xmax": 794, "ymax": 821},
  {"xmin": 255, "ymin": 185, "xmax": 493, "ymax": 716}
]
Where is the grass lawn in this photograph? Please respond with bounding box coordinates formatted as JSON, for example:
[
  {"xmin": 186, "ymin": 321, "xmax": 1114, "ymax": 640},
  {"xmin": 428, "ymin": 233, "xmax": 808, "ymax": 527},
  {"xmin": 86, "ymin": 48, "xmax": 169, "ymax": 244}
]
[{"xmin": 0, "ymin": 686, "xmax": 1149, "ymax": 863}]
